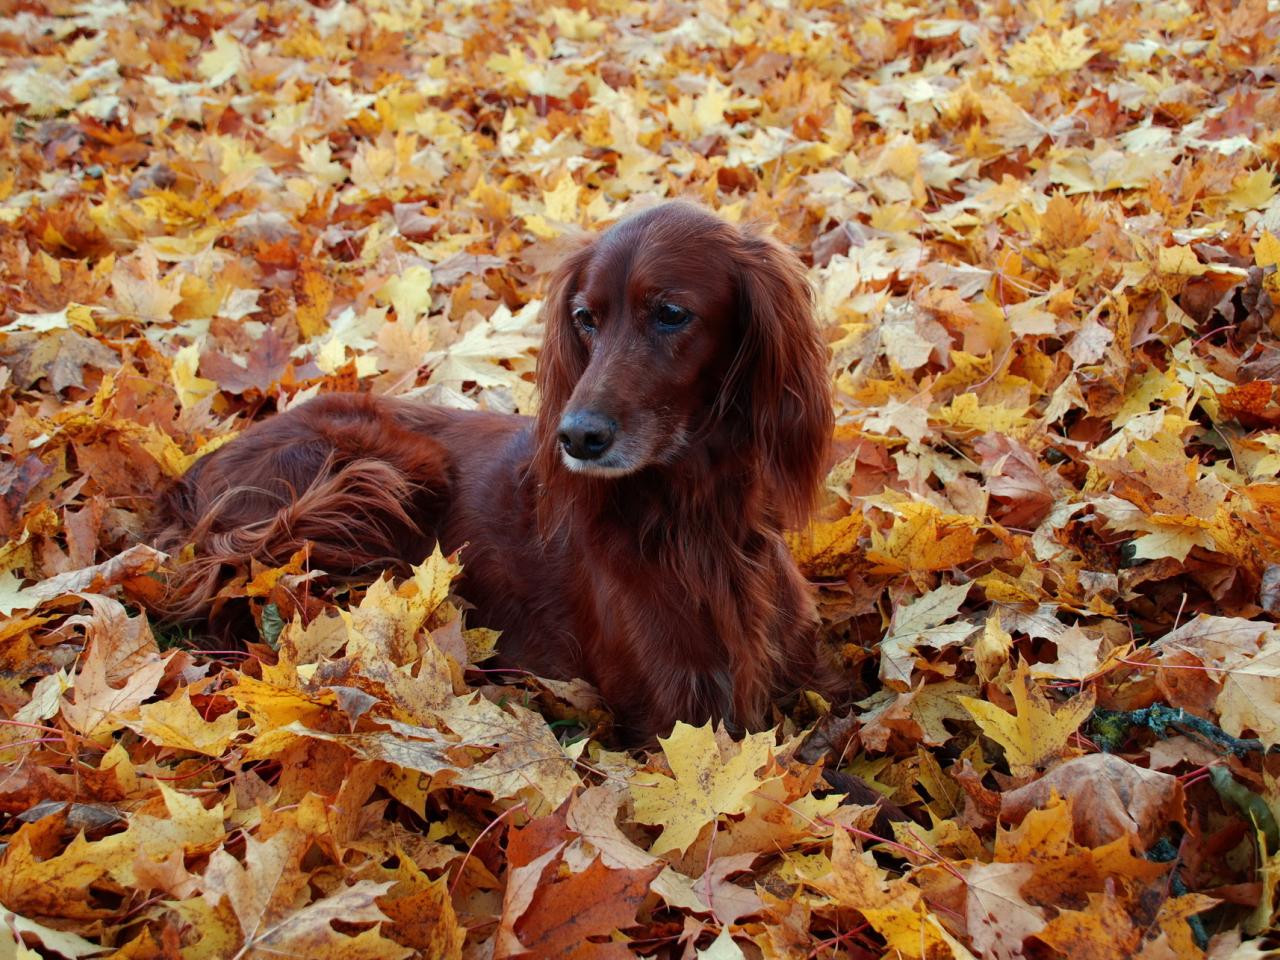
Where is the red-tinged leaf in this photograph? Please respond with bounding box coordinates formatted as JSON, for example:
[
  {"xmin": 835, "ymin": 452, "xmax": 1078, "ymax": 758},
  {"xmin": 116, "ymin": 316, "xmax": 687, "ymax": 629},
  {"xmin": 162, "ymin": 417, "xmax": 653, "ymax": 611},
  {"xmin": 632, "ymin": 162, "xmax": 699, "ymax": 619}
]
[
  {"xmin": 200, "ymin": 328, "xmax": 296, "ymax": 396},
  {"xmin": 506, "ymin": 856, "xmax": 661, "ymax": 959}
]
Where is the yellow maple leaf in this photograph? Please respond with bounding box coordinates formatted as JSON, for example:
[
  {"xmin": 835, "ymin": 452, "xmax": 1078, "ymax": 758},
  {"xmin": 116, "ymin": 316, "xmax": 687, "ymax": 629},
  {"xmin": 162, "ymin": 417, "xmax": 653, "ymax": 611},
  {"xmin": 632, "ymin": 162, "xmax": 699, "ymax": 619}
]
[
  {"xmin": 786, "ymin": 512, "xmax": 863, "ymax": 576},
  {"xmin": 134, "ymin": 689, "xmax": 240, "ymax": 757},
  {"xmin": 1092, "ymin": 490, "xmax": 1231, "ymax": 564},
  {"xmin": 995, "ymin": 793, "xmax": 1073, "ymax": 861},
  {"xmin": 410, "ymin": 546, "xmax": 462, "ymax": 614},
  {"xmin": 865, "ymin": 501, "xmax": 979, "ymax": 575},
  {"xmin": 1250, "ymin": 232, "xmax": 1280, "ymax": 270},
  {"xmin": 1035, "ymin": 889, "xmax": 1139, "ymax": 957},
  {"xmin": 231, "ymin": 674, "xmax": 337, "ymax": 747},
  {"xmin": 958, "ymin": 661, "xmax": 1094, "ymax": 776},
  {"xmin": 550, "ymin": 6, "xmax": 605, "ymax": 40},
  {"xmin": 933, "ymin": 392, "xmax": 1031, "ymax": 435},
  {"xmin": 667, "ymin": 78, "xmax": 733, "ymax": 139},
  {"xmin": 1226, "ymin": 169, "xmax": 1277, "ymax": 212},
  {"xmin": 201, "ymin": 829, "xmax": 404, "ymax": 958},
  {"xmin": 1006, "ymin": 26, "xmax": 1095, "ymax": 79},
  {"xmin": 1029, "ymin": 625, "xmax": 1102, "ymax": 682},
  {"xmin": 813, "ymin": 830, "xmax": 949, "ymax": 958},
  {"xmin": 375, "ymin": 264, "xmax": 434, "ymax": 322},
  {"xmin": 631, "ymin": 722, "xmax": 777, "ymax": 855},
  {"xmin": 171, "ymin": 343, "xmax": 216, "ymax": 410},
  {"xmin": 1157, "ymin": 245, "xmax": 1208, "ymax": 277},
  {"xmin": 293, "ymin": 264, "xmax": 334, "ymax": 340},
  {"xmin": 111, "ymin": 246, "xmax": 183, "ymax": 322},
  {"xmin": 345, "ymin": 574, "xmax": 439, "ymax": 667},
  {"xmin": 486, "ymin": 46, "xmax": 578, "ymax": 97},
  {"xmin": 976, "ymin": 568, "xmax": 1045, "ymax": 605},
  {"xmin": 440, "ymin": 695, "xmax": 584, "ymax": 813},
  {"xmin": 349, "ymin": 140, "xmax": 398, "ymax": 197},
  {"xmin": 62, "ymin": 644, "xmax": 168, "ymax": 739},
  {"xmin": 196, "ymin": 31, "xmax": 242, "ymax": 87},
  {"xmin": 1037, "ymin": 193, "xmax": 1096, "ymax": 250},
  {"xmin": 1216, "ymin": 646, "xmax": 1280, "ymax": 751},
  {"xmin": 299, "ymin": 141, "xmax": 347, "ymax": 187},
  {"xmin": 1, "ymin": 303, "xmax": 100, "ymax": 335},
  {"xmin": 128, "ymin": 422, "xmax": 198, "ymax": 478},
  {"xmin": 1113, "ymin": 367, "xmax": 1183, "ymax": 427},
  {"xmin": 1257, "ymin": 232, "xmax": 1280, "ymax": 291},
  {"xmin": 962, "ymin": 861, "xmax": 1047, "ymax": 955},
  {"xmin": 541, "ymin": 173, "xmax": 581, "ymax": 223},
  {"xmin": 1157, "ymin": 894, "xmax": 1222, "ymax": 956},
  {"xmin": 974, "ymin": 612, "xmax": 1013, "ymax": 682}
]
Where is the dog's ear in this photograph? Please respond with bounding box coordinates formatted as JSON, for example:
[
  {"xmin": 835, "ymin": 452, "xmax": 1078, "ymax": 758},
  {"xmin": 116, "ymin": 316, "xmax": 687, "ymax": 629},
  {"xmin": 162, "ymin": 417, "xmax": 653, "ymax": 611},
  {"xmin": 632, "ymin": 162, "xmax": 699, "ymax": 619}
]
[
  {"xmin": 533, "ymin": 241, "xmax": 594, "ymax": 480},
  {"xmin": 734, "ymin": 232, "xmax": 833, "ymax": 526}
]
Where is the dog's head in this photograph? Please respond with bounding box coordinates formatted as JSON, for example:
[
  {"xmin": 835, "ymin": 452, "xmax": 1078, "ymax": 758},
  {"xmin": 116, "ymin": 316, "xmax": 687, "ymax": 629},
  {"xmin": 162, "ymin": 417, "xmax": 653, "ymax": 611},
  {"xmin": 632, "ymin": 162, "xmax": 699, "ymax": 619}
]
[{"xmin": 534, "ymin": 201, "xmax": 832, "ymax": 524}]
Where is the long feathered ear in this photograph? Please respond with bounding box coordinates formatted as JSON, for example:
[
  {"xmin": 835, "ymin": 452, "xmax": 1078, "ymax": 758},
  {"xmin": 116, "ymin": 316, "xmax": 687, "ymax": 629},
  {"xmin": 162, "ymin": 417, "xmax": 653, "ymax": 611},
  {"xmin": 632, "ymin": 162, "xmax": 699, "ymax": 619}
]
[
  {"xmin": 533, "ymin": 241, "xmax": 594, "ymax": 484},
  {"xmin": 734, "ymin": 231, "xmax": 833, "ymax": 527}
]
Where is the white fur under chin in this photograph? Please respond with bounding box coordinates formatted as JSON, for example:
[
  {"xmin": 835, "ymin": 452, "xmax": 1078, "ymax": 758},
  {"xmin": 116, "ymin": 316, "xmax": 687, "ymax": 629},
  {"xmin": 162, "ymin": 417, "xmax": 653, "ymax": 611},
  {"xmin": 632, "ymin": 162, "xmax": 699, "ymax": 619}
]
[{"xmin": 560, "ymin": 448, "xmax": 643, "ymax": 477}]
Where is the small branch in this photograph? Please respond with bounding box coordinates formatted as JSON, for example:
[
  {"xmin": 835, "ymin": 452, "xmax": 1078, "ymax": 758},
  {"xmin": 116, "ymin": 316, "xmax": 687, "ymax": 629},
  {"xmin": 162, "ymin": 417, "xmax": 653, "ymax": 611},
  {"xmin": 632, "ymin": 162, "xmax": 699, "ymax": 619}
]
[{"xmin": 1091, "ymin": 705, "xmax": 1267, "ymax": 756}]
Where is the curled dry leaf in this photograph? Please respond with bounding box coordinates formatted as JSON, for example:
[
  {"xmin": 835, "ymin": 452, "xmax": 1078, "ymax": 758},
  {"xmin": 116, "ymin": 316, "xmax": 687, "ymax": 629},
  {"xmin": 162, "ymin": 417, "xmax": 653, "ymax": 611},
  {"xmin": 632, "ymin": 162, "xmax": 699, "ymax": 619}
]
[{"xmin": 1000, "ymin": 754, "xmax": 1186, "ymax": 849}]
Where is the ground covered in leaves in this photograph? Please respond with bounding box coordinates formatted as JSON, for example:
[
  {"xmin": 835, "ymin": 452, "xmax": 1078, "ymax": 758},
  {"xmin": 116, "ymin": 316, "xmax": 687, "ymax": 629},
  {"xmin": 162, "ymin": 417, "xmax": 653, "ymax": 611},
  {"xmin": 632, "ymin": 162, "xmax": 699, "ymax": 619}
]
[{"xmin": 1, "ymin": 0, "xmax": 1279, "ymax": 957}]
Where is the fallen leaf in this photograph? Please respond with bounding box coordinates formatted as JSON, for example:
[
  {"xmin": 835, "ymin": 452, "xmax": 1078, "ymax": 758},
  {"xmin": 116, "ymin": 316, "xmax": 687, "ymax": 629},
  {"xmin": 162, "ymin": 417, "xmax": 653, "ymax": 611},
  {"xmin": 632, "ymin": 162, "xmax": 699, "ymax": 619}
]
[
  {"xmin": 201, "ymin": 829, "xmax": 407, "ymax": 959},
  {"xmin": 958, "ymin": 661, "xmax": 1095, "ymax": 776},
  {"xmin": 962, "ymin": 861, "xmax": 1046, "ymax": 960},
  {"xmin": 1000, "ymin": 753, "xmax": 1186, "ymax": 848},
  {"xmin": 503, "ymin": 855, "xmax": 660, "ymax": 959},
  {"xmin": 631, "ymin": 722, "xmax": 777, "ymax": 856}
]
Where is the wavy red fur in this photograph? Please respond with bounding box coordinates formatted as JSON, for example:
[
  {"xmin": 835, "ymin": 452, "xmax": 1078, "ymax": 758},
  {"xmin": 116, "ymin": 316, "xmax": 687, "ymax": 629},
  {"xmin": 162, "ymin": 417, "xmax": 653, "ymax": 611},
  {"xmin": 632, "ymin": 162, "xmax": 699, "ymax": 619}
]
[{"xmin": 151, "ymin": 202, "xmax": 835, "ymax": 741}]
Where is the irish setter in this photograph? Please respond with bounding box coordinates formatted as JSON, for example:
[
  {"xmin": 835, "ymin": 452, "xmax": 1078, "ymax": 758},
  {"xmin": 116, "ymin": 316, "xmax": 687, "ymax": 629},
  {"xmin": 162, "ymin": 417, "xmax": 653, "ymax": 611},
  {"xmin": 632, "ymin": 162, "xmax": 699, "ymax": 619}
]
[{"xmin": 153, "ymin": 201, "xmax": 834, "ymax": 741}]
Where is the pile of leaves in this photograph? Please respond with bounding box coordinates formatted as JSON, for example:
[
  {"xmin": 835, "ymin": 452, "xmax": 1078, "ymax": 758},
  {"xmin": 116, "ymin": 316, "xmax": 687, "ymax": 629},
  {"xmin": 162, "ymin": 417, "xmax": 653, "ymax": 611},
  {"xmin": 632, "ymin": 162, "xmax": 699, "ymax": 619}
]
[{"xmin": 1, "ymin": 0, "xmax": 1279, "ymax": 956}]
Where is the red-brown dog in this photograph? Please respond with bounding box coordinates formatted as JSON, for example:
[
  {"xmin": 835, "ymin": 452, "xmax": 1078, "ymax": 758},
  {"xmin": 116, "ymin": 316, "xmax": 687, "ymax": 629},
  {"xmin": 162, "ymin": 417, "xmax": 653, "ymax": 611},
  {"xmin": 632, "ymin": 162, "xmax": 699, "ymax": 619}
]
[{"xmin": 154, "ymin": 202, "xmax": 834, "ymax": 741}]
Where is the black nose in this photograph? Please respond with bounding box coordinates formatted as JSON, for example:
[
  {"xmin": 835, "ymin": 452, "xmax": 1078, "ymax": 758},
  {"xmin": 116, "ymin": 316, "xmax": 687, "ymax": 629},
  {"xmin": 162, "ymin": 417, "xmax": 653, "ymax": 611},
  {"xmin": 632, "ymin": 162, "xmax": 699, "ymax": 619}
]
[{"xmin": 558, "ymin": 411, "xmax": 617, "ymax": 460}]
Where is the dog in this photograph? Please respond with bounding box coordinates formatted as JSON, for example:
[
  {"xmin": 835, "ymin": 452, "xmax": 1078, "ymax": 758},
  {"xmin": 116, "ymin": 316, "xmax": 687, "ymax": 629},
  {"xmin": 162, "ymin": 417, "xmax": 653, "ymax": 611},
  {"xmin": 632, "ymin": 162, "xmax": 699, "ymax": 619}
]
[{"xmin": 152, "ymin": 201, "xmax": 834, "ymax": 741}]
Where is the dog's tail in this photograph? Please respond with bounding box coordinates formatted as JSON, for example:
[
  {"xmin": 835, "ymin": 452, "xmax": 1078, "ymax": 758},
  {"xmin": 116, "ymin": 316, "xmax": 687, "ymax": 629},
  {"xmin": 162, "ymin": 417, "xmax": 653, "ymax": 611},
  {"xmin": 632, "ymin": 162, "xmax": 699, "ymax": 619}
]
[{"xmin": 149, "ymin": 396, "xmax": 450, "ymax": 638}]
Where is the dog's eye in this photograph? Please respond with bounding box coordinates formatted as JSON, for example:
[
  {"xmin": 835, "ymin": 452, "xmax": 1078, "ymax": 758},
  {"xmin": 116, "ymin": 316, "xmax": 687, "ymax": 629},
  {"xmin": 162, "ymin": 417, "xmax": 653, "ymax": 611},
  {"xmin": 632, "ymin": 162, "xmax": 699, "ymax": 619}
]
[
  {"xmin": 572, "ymin": 307, "xmax": 596, "ymax": 332},
  {"xmin": 656, "ymin": 303, "xmax": 691, "ymax": 329}
]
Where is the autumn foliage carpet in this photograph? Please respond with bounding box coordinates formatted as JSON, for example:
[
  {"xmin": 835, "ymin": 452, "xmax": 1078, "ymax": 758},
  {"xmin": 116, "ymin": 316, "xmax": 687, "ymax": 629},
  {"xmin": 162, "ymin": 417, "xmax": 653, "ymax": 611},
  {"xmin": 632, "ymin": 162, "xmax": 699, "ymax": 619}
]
[{"xmin": 1, "ymin": 0, "xmax": 1279, "ymax": 957}]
